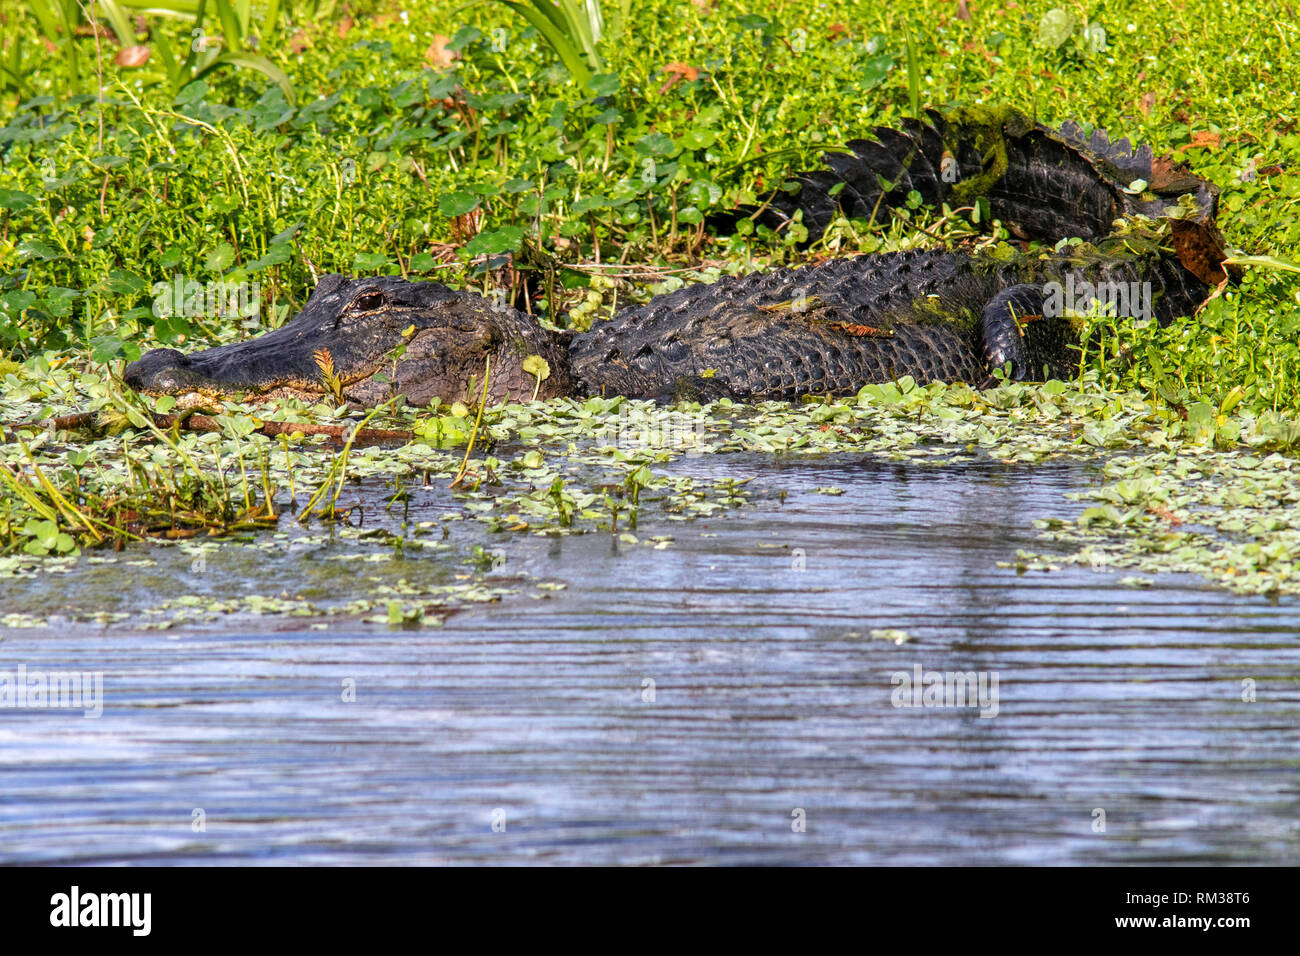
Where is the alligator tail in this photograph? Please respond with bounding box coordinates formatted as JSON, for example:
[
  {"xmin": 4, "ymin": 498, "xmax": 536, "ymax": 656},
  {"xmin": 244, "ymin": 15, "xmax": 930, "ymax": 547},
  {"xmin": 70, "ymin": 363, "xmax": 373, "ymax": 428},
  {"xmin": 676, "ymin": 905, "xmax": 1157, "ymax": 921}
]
[{"xmin": 720, "ymin": 106, "xmax": 1227, "ymax": 284}]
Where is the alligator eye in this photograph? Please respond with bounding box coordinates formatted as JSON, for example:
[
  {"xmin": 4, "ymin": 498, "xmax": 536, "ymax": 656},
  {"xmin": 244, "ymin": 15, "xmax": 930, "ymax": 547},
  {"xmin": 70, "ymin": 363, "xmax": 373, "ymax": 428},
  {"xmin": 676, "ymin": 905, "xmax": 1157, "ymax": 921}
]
[{"xmin": 350, "ymin": 290, "xmax": 388, "ymax": 312}]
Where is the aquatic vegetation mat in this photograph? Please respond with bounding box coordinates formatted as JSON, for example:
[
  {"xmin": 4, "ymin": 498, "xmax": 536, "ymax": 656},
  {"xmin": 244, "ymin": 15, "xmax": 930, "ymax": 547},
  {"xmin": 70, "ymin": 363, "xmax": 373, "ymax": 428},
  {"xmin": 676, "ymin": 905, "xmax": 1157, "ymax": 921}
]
[{"xmin": 4, "ymin": 361, "xmax": 1300, "ymax": 628}]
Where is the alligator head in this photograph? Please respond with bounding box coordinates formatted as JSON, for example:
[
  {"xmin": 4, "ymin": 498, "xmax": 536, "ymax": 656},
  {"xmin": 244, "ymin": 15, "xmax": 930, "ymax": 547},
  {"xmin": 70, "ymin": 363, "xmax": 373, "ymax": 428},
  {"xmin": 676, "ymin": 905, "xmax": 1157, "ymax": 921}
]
[{"xmin": 124, "ymin": 274, "xmax": 571, "ymax": 407}]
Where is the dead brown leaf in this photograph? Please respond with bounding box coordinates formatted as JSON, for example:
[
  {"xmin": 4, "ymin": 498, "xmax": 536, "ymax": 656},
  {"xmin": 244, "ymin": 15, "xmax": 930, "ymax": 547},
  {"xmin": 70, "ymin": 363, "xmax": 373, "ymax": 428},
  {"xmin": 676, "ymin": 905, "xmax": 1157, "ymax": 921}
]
[
  {"xmin": 658, "ymin": 62, "xmax": 699, "ymax": 95},
  {"xmin": 426, "ymin": 35, "xmax": 459, "ymax": 70},
  {"xmin": 1147, "ymin": 503, "xmax": 1184, "ymax": 526},
  {"xmin": 115, "ymin": 46, "xmax": 151, "ymax": 68}
]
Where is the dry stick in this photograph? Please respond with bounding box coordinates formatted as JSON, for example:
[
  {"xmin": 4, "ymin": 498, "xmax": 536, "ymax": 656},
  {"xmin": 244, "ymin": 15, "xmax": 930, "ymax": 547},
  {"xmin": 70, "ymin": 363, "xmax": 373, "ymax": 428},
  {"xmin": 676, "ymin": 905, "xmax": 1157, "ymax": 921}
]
[
  {"xmin": 2, "ymin": 411, "xmax": 414, "ymax": 446},
  {"xmin": 154, "ymin": 413, "xmax": 414, "ymax": 446}
]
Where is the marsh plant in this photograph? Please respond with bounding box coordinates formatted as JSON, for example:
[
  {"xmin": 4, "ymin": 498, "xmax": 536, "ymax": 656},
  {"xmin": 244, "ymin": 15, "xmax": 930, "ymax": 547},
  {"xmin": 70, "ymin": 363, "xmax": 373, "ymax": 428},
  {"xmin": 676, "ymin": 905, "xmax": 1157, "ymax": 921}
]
[
  {"xmin": 606, "ymin": 403, "xmax": 709, "ymax": 455},
  {"xmin": 152, "ymin": 277, "xmax": 263, "ymax": 324},
  {"xmin": 1043, "ymin": 278, "xmax": 1153, "ymax": 322}
]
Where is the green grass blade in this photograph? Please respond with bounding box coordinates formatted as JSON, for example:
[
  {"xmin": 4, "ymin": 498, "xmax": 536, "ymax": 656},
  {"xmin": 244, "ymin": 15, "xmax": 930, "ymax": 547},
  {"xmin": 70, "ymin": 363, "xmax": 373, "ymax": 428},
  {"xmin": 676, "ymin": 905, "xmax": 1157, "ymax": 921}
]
[
  {"xmin": 262, "ymin": 0, "xmax": 282, "ymax": 37},
  {"xmin": 115, "ymin": 1, "xmax": 202, "ymax": 13},
  {"xmin": 152, "ymin": 21, "xmax": 180, "ymax": 83},
  {"xmin": 500, "ymin": 1, "xmax": 592, "ymax": 85},
  {"xmin": 180, "ymin": 0, "xmax": 210, "ymax": 75},
  {"xmin": 96, "ymin": 0, "xmax": 138, "ymax": 46},
  {"xmin": 214, "ymin": 0, "xmax": 243, "ymax": 53},
  {"xmin": 1222, "ymin": 254, "xmax": 1300, "ymax": 274},
  {"xmin": 27, "ymin": 1, "xmax": 66, "ymax": 43},
  {"xmin": 195, "ymin": 50, "xmax": 295, "ymax": 103},
  {"xmin": 519, "ymin": 0, "xmax": 570, "ymax": 33},
  {"xmin": 555, "ymin": 0, "xmax": 599, "ymax": 62},
  {"xmin": 904, "ymin": 25, "xmax": 920, "ymax": 118}
]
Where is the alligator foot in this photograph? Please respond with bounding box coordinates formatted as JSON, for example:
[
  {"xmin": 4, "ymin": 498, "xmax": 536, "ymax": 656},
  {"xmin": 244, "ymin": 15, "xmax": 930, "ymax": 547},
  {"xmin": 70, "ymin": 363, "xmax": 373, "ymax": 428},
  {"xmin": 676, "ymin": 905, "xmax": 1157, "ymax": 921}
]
[{"xmin": 979, "ymin": 283, "xmax": 1047, "ymax": 385}]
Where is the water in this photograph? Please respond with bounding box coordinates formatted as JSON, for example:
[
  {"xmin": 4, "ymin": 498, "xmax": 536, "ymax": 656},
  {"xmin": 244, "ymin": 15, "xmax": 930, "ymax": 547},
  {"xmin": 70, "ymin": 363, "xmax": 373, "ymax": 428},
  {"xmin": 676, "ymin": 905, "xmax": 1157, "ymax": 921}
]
[{"xmin": 2, "ymin": 453, "xmax": 1298, "ymax": 864}]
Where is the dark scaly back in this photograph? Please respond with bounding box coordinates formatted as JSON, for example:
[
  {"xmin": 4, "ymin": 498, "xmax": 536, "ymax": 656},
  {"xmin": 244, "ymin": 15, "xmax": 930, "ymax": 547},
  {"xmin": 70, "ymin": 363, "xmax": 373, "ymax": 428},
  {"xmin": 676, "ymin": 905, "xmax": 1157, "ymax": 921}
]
[
  {"xmin": 569, "ymin": 109, "xmax": 1229, "ymax": 399},
  {"xmin": 570, "ymin": 249, "xmax": 1002, "ymax": 398},
  {"xmin": 723, "ymin": 107, "xmax": 1227, "ymax": 287}
]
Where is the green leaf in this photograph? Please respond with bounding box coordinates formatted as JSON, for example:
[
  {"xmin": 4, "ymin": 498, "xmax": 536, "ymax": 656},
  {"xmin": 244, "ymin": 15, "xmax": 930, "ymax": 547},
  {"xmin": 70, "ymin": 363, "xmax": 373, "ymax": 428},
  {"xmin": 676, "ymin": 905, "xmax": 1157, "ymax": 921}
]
[
  {"xmin": 204, "ymin": 243, "xmax": 235, "ymax": 272},
  {"xmin": 352, "ymin": 252, "xmax": 392, "ymax": 272},
  {"xmin": 17, "ymin": 239, "xmax": 62, "ymax": 260},
  {"xmin": 678, "ymin": 128, "xmax": 716, "ymax": 150},
  {"xmin": 736, "ymin": 14, "xmax": 772, "ymax": 33},
  {"xmin": 245, "ymin": 244, "xmax": 293, "ymax": 271},
  {"xmin": 89, "ymin": 335, "xmax": 139, "ymax": 364},
  {"xmin": 860, "ymin": 53, "xmax": 896, "ymax": 89},
  {"xmin": 522, "ymin": 355, "xmax": 551, "ymax": 381},
  {"xmin": 439, "ymin": 189, "xmax": 480, "ymax": 217},
  {"xmin": 1037, "ymin": 9, "xmax": 1077, "ymax": 49},
  {"xmin": 636, "ymin": 132, "xmax": 677, "ymax": 157},
  {"xmin": 104, "ymin": 269, "xmax": 149, "ymax": 295},
  {"xmin": 463, "ymin": 226, "xmax": 524, "ymax": 256},
  {"xmin": 26, "ymin": 519, "xmax": 59, "ymax": 551},
  {"xmin": 195, "ymin": 51, "xmax": 297, "ymax": 105},
  {"xmin": 571, "ymin": 194, "xmax": 610, "ymax": 215},
  {"xmin": 271, "ymin": 222, "xmax": 304, "ymax": 245},
  {"xmin": 586, "ymin": 73, "xmax": 619, "ymax": 97},
  {"xmin": 0, "ymin": 189, "xmax": 36, "ymax": 210},
  {"xmin": 1, "ymin": 291, "xmax": 36, "ymax": 314}
]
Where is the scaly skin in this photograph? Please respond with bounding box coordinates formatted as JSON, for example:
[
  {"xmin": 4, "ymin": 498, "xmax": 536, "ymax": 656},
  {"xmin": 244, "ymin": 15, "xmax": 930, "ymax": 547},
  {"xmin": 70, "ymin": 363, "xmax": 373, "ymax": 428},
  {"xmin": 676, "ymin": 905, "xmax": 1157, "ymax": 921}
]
[
  {"xmin": 125, "ymin": 274, "xmax": 572, "ymax": 406},
  {"xmin": 124, "ymin": 109, "xmax": 1227, "ymax": 407},
  {"xmin": 568, "ymin": 243, "xmax": 1210, "ymax": 399}
]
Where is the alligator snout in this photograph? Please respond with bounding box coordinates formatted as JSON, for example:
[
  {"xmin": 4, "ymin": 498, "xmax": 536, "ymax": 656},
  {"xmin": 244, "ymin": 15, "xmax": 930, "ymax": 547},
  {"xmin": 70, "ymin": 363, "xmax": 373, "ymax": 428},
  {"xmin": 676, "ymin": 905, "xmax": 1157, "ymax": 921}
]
[{"xmin": 124, "ymin": 348, "xmax": 218, "ymax": 395}]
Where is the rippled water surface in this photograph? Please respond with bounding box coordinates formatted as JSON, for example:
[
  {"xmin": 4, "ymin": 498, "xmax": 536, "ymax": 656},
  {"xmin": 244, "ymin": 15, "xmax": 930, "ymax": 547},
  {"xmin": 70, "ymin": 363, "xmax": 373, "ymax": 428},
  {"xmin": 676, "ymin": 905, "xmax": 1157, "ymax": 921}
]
[{"xmin": 2, "ymin": 452, "xmax": 1298, "ymax": 864}]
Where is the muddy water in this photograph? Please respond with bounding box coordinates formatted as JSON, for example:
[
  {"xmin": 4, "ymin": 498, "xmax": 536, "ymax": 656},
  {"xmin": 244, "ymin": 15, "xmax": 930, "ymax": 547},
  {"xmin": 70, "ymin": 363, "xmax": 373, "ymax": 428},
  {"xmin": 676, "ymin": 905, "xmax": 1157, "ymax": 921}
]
[{"xmin": 2, "ymin": 454, "xmax": 1298, "ymax": 864}]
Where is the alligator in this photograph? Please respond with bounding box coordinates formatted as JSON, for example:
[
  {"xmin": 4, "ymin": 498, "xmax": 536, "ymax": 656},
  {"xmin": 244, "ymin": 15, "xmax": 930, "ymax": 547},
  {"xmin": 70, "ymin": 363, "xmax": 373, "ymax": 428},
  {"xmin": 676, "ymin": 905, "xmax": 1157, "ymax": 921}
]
[{"xmin": 124, "ymin": 107, "xmax": 1228, "ymax": 407}]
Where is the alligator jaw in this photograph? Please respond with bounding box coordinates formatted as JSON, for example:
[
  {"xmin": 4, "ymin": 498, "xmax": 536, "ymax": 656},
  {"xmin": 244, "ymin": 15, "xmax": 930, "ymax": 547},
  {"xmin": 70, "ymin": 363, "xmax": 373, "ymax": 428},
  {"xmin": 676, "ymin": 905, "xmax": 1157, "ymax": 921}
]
[
  {"xmin": 123, "ymin": 342, "xmax": 385, "ymax": 405},
  {"xmin": 122, "ymin": 346, "xmax": 236, "ymax": 399},
  {"xmin": 123, "ymin": 274, "xmax": 573, "ymax": 408}
]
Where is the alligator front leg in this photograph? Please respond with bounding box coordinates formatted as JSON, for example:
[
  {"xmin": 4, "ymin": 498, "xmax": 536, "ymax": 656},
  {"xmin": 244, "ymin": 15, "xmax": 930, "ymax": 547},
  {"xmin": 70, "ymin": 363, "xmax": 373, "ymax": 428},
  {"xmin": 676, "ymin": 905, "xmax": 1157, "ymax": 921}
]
[{"xmin": 980, "ymin": 283, "xmax": 1047, "ymax": 384}]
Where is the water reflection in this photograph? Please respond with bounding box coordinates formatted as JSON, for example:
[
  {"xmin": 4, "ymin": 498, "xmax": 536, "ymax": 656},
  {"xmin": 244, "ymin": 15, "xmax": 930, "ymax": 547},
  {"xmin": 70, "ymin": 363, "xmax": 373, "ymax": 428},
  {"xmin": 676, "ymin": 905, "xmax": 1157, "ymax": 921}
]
[{"xmin": 1, "ymin": 454, "xmax": 1297, "ymax": 864}]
